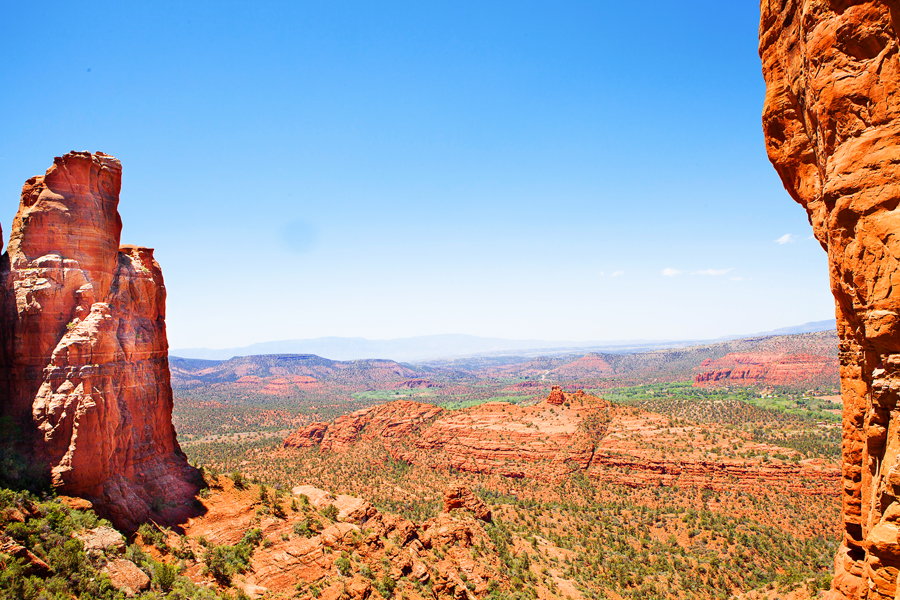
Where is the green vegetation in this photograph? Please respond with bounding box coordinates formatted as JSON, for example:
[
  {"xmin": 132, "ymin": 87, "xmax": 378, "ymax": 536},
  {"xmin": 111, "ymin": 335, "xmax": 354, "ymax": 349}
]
[
  {"xmin": 604, "ymin": 381, "xmax": 840, "ymax": 422},
  {"xmin": 602, "ymin": 381, "xmax": 841, "ymax": 459},
  {"xmin": 0, "ymin": 487, "xmax": 227, "ymax": 600},
  {"xmin": 437, "ymin": 395, "xmax": 533, "ymax": 410}
]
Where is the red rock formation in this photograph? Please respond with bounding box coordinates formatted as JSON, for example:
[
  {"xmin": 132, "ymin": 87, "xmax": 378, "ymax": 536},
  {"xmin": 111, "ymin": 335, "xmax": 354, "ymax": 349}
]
[
  {"xmin": 0, "ymin": 152, "xmax": 199, "ymax": 529},
  {"xmin": 693, "ymin": 351, "xmax": 839, "ymax": 387},
  {"xmin": 177, "ymin": 479, "xmax": 510, "ymax": 598},
  {"xmin": 317, "ymin": 400, "xmax": 445, "ymax": 453},
  {"xmin": 546, "ymin": 385, "xmax": 567, "ymax": 405},
  {"xmin": 760, "ymin": 3, "xmax": 900, "ymax": 597},
  {"xmin": 284, "ymin": 389, "xmax": 839, "ymax": 494},
  {"xmin": 442, "ymin": 486, "xmax": 492, "ymax": 522},
  {"xmin": 283, "ymin": 422, "xmax": 329, "ymax": 449}
]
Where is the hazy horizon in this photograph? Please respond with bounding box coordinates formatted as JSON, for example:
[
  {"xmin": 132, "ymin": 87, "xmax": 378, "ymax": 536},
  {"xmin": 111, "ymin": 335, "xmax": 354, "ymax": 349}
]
[
  {"xmin": 170, "ymin": 318, "xmax": 838, "ymax": 362},
  {"xmin": 1, "ymin": 2, "xmax": 834, "ymax": 349}
]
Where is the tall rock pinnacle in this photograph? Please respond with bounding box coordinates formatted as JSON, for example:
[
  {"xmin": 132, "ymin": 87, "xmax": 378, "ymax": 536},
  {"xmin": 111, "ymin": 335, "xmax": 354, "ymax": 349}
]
[
  {"xmin": 760, "ymin": 2, "xmax": 900, "ymax": 598},
  {"xmin": 0, "ymin": 151, "xmax": 200, "ymax": 530}
]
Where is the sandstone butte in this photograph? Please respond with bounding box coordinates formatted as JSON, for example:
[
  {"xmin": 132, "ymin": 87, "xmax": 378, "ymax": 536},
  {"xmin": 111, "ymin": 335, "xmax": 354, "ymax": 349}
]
[
  {"xmin": 0, "ymin": 151, "xmax": 200, "ymax": 530},
  {"xmin": 760, "ymin": 2, "xmax": 900, "ymax": 598},
  {"xmin": 284, "ymin": 386, "xmax": 841, "ymax": 494}
]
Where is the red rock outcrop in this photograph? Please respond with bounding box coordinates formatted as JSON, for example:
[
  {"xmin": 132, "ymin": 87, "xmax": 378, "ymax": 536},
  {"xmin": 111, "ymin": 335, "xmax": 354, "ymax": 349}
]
[
  {"xmin": 0, "ymin": 152, "xmax": 200, "ymax": 529},
  {"xmin": 442, "ymin": 486, "xmax": 492, "ymax": 522},
  {"xmin": 546, "ymin": 384, "xmax": 567, "ymax": 405},
  {"xmin": 283, "ymin": 422, "xmax": 329, "ymax": 448},
  {"xmin": 290, "ymin": 400, "xmax": 446, "ymax": 453},
  {"xmin": 173, "ymin": 478, "xmax": 511, "ymax": 599},
  {"xmin": 693, "ymin": 352, "xmax": 839, "ymax": 387},
  {"xmin": 760, "ymin": 3, "xmax": 900, "ymax": 597},
  {"xmin": 284, "ymin": 389, "xmax": 839, "ymax": 493}
]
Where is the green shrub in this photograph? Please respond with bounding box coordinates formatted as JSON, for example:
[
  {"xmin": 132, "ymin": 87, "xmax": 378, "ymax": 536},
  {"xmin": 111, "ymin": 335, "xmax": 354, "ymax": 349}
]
[
  {"xmin": 378, "ymin": 574, "xmax": 396, "ymax": 597},
  {"xmin": 335, "ymin": 556, "xmax": 351, "ymax": 576},
  {"xmin": 154, "ymin": 561, "xmax": 177, "ymax": 592},
  {"xmin": 321, "ymin": 504, "xmax": 339, "ymax": 521},
  {"xmin": 293, "ymin": 520, "xmax": 312, "ymax": 537},
  {"xmin": 202, "ymin": 543, "xmax": 254, "ymax": 584}
]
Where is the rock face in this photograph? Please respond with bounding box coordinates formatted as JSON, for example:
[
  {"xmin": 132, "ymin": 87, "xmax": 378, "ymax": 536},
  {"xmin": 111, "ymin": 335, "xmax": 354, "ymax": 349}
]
[
  {"xmin": 760, "ymin": 3, "xmax": 900, "ymax": 598},
  {"xmin": 0, "ymin": 151, "xmax": 199, "ymax": 529},
  {"xmin": 693, "ymin": 351, "xmax": 839, "ymax": 387},
  {"xmin": 283, "ymin": 400, "xmax": 446, "ymax": 453}
]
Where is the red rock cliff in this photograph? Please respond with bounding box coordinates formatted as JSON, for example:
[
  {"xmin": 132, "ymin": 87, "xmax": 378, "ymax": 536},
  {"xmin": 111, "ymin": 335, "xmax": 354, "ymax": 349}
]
[
  {"xmin": 0, "ymin": 151, "xmax": 200, "ymax": 529},
  {"xmin": 760, "ymin": 2, "xmax": 900, "ymax": 598}
]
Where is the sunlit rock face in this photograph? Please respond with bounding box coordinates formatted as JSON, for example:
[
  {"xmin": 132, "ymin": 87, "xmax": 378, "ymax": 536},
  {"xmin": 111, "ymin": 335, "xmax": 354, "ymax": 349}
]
[
  {"xmin": 0, "ymin": 151, "xmax": 200, "ymax": 530},
  {"xmin": 759, "ymin": 2, "xmax": 900, "ymax": 598}
]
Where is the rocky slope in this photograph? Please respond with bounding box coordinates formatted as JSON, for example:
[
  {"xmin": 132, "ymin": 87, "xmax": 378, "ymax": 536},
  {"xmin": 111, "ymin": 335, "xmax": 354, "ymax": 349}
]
[
  {"xmin": 0, "ymin": 151, "xmax": 199, "ymax": 529},
  {"xmin": 165, "ymin": 478, "xmax": 509, "ymax": 599},
  {"xmin": 284, "ymin": 387, "xmax": 840, "ymax": 493},
  {"xmin": 760, "ymin": 2, "xmax": 900, "ymax": 598}
]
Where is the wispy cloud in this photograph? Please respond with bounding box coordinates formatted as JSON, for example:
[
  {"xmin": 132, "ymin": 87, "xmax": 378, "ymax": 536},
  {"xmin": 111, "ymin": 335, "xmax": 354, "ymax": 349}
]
[
  {"xmin": 612, "ymin": 270, "xmax": 624, "ymax": 277},
  {"xmin": 775, "ymin": 233, "xmax": 796, "ymax": 245},
  {"xmin": 662, "ymin": 268, "xmax": 682, "ymax": 277},
  {"xmin": 694, "ymin": 268, "xmax": 733, "ymax": 276}
]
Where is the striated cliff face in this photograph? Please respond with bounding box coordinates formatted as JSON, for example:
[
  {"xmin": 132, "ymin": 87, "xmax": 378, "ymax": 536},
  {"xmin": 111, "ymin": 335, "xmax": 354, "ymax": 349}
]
[
  {"xmin": 692, "ymin": 351, "xmax": 839, "ymax": 387},
  {"xmin": 759, "ymin": 2, "xmax": 900, "ymax": 598},
  {"xmin": 0, "ymin": 151, "xmax": 200, "ymax": 530}
]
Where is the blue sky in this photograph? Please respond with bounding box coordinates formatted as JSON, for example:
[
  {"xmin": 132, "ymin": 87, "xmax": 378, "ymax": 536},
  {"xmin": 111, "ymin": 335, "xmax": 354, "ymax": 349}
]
[{"xmin": 0, "ymin": 1, "xmax": 833, "ymax": 349}]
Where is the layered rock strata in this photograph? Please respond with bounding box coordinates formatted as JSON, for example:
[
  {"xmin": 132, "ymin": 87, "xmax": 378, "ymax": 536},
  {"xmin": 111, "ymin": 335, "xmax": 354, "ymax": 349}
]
[
  {"xmin": 693, "ymin": 351, "xmax": 839, "ymax": 387},
  {"xmin": 0, "ymin": 151, "xmax": 199, "ymax": 529},
  {"xmin": 760, "ymin": 2, "xmax": 900, "ymax": 597},
  {"xmin": 285, "ymin": 390, "xmax": 840, "ymax": 493}
]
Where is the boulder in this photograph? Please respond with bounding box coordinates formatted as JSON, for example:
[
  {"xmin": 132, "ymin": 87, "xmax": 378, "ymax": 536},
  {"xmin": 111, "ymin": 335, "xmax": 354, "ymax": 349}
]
[{"xmin": 102, "ymin": 559, "xmax": 150, "ymax": 597}]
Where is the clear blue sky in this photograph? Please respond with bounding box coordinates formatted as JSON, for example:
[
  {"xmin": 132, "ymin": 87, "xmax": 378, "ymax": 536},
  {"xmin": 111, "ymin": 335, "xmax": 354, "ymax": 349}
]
[{"xmin": 1, "ymin": 1, "xmax": 833, "ymax": 349}]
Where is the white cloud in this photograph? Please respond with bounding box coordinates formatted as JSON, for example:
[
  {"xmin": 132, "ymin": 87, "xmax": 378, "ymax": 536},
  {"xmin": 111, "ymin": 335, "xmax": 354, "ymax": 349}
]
[
  {"xmin": 775, "ymin": 233, "xmax": 796, "ymax": 244},
  {"xmin": 694, "ymin": 268, "xmax": 733, "ymax": 276},
  {"xmin": 662, "ymin": 268, "xmax": 682, "ymax": 277},
  {"xmin": 612, "ymin": 270, "xmax": 624, "ymax": 277}
]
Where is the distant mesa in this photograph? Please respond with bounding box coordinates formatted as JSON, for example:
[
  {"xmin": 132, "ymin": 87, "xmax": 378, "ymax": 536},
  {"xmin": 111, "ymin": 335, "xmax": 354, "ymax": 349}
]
[
  {"xmin": 0, "ymin": 151, "xmax": 201, "ymax": 530},
  {"xmin": 169, "ymin": 330, "xmax": 839, "ymax": 393},
  {"xmin": 693, "ymin": 352, "xmax": 839, "ymax": 388}
]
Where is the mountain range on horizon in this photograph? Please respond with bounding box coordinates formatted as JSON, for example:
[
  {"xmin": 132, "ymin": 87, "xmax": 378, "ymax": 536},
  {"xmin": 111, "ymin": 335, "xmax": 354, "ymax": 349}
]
[{"xmin": 170, "ymin": 318, "xmax": 837, "ymax": 362}]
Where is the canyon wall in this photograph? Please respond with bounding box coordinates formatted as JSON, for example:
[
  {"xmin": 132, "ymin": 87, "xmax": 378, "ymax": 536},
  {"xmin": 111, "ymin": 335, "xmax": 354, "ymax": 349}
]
[
  {"xmin": 0, "ymin": 151, "xmax": 200, "ymax": 529},
  {"xmin": 759, "ymin": 1, "xmax": 900, "ymax": 598}
]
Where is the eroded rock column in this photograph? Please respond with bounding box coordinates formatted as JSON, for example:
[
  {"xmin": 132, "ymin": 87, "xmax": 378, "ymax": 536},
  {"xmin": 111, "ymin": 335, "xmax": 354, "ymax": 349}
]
[{"xmin": 0, "ymin": 151, "xmax": 200, "ymax": 530}]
